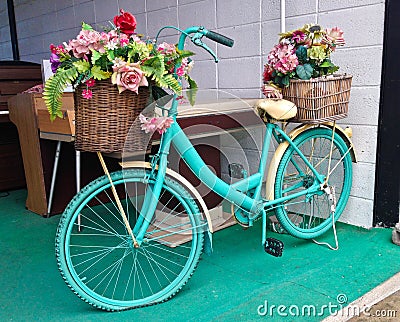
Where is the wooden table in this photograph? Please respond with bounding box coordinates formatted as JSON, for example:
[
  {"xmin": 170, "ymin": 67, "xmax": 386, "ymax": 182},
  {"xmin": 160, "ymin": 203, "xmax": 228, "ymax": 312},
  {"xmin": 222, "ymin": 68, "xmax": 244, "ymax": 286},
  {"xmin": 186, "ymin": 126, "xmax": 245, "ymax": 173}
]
[{"xmin": 8, "ymin": 93, "xmax": 260, "ymax": 219}]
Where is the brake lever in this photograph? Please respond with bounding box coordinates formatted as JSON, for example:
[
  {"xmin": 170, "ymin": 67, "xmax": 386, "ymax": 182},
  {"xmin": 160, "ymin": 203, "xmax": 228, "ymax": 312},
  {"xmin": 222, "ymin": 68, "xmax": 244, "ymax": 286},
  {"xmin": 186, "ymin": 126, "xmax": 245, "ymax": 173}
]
[{"xmin": 191, "ymin": 32, "xmax": 219, "ymax": 63}]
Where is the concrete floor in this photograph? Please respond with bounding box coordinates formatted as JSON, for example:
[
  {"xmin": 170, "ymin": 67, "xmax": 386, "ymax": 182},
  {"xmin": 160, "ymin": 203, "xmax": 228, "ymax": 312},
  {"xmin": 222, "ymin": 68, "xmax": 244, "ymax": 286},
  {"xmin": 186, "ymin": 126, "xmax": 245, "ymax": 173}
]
[
  {"xmin": 350, "ymin": 290, "xmax": 400, "ymax": 321},
  {"xmin": 1, "ymin": 189, "xmax": 400, "ymax": 321}
]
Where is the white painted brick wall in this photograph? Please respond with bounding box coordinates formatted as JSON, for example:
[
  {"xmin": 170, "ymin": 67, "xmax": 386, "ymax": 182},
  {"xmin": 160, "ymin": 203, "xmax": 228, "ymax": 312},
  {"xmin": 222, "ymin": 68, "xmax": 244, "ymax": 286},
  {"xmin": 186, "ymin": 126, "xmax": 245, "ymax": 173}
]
[{"xmin": 2, "ymin": 0, "xmax": 385, "ymax": 228}]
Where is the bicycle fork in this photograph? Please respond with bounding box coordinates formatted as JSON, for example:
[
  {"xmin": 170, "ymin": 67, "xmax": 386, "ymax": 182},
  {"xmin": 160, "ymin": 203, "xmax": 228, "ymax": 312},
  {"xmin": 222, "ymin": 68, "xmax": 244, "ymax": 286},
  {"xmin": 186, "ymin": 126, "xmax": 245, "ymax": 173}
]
[
  {"xmin": 103, "ymin": 130, "xmax": 174, "ymax": 248},
  {"xmin": 97, "ymin": 152, "xmax": 139, "ymax": 247}
]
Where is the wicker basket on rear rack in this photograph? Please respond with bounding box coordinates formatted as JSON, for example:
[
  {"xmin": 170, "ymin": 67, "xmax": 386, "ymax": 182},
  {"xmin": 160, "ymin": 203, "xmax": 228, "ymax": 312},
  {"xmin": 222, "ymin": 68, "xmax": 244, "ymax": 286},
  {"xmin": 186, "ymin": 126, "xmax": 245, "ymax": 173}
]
[
  {"xmin": 282, "ymin": 74, "xmax": 352, "ymax": 124},
  {"xmin": 74, "ymin": 80, "xmax": 151, "ymax": 154}
]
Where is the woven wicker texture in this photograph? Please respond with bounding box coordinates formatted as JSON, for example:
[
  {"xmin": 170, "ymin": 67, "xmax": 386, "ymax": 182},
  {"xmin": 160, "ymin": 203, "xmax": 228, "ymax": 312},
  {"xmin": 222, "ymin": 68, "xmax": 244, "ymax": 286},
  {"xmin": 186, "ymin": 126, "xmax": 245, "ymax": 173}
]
[
  {"xmin": 74, "ymin": 80, "xmax": 150, "ymax": 153},
  {"xmin": 282, "ymin": 74, "xmax": 352, "ymax": 124}
]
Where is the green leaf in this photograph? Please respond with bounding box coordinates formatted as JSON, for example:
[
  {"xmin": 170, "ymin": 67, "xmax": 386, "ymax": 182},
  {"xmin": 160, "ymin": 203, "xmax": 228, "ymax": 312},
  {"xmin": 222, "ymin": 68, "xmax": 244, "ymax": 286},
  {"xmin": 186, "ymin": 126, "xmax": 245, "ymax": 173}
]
[
  {"xmin": 43, "ymin": 67, "xmax": 78, "ymax": 120},
  {"xmin": 320, "ymin": 60, "xmax": 335, "ymax": 68},
  {"xmin": 282, "ymin": 75, "xmax": 290, "ymax": 87},
  {"xmin": 91, "ymin": 50, "xmax": 101, "ymax": 65},
  {"xmin": 296, "ymin": 63, "xmax": 313, "ymax": 80},
  {"xmin": 73, "ymin": 60, "xmax": 90, "ymax": 73},
  {"xmin": 82, "ymin": 22, "xmax": 93, "ymax": 30},
  {"xmin": 186, "ymin": 75, "xmax": 198, "ymax": 106},
  {"xmin": 91, "ymin": 66, "xmax": 112, "ymax": 80},
  {"xmin": 142, "ymin": 55, "xmax": 165, "ymax": 78},
  {"xmin": 176, "ymin": 49, "xmax": 195, "ymax": 59},
  {"xmin": 107, "ymin": 50, "xmax": 115, "ymax": 61},
  {"xmin": 296, "ymin": 46, "xmax": 308, "ymax": 63},
  {"xmin": 330, "ymin": 65, "xmax": 339, "ymax": 73}
]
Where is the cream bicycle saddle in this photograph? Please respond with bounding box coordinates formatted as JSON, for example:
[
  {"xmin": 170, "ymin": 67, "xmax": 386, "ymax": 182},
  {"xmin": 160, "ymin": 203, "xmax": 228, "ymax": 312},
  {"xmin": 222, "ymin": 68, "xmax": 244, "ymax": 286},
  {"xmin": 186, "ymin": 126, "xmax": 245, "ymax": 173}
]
[{"xmin": 254, "ymin": 99, "xmax": 297, "ymax": 121}]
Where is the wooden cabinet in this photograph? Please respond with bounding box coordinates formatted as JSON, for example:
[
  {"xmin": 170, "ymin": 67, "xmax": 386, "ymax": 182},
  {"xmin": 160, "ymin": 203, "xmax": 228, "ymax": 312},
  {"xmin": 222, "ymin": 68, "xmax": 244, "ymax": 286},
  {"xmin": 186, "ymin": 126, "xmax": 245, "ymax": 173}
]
[{"xmin": 0, "ymin": 61, "xmax": 42, "ymax": 191}]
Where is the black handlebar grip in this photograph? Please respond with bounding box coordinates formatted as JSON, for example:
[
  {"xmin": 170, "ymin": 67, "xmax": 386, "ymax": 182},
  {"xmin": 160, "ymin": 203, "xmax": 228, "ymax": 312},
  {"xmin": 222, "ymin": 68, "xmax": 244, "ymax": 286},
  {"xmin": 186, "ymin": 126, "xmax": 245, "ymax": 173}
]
[{"xmin": 205, "ymin": 30, "xmax": 234, "ymax": 47}]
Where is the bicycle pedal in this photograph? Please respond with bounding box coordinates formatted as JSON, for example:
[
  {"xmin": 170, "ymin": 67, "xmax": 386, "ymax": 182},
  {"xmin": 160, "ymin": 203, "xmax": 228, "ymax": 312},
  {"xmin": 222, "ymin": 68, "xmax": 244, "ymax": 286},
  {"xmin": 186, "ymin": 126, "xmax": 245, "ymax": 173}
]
[{"xmin": 264, "ymin": 238, "xmax": 284, "ymax": 257}]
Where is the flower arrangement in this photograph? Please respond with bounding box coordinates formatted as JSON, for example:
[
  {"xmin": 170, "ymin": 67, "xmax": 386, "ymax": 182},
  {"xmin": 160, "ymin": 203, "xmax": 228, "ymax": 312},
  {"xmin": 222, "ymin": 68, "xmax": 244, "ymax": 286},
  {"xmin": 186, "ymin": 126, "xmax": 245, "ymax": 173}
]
[
  {"xmin": 44, "ymin": 9, "xmax": 195, "ymax": 120},
  {"xmin": 262, "ymin": 24, "xmax": 345, "ymax": 96},
  {"xmin": 139, "ymin": 114, "xmax": 174, "ymax": 135}
]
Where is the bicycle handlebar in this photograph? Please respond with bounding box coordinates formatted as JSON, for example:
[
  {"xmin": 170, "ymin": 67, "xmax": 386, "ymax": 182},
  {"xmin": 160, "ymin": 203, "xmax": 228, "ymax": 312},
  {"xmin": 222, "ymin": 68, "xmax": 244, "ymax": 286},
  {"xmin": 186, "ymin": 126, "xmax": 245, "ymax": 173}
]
[
  {"xmin": 204, "ymin": 30, "xmax": 234, "ymax": 47},
  {"xmin": 157, "ymin": 26, "xmax": 234, "ymax": 62}
]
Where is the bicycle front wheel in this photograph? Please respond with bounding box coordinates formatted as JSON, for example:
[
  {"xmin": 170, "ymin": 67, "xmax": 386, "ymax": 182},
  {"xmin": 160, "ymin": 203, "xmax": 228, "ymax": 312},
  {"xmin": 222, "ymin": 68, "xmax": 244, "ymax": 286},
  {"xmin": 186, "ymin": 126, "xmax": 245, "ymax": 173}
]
[
  {"xmin": 274, "ymin": 127, "xmax": 353, "ymax": 239},
  {"xmin": 56, "ymin": 169, "xmax": 205, "ymax": 311}
]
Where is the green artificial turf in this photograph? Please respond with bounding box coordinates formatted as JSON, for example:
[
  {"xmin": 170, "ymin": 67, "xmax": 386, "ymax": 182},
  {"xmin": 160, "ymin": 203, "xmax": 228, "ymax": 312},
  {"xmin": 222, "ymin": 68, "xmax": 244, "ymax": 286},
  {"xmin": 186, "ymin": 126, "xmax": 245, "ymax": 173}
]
[{"xmin": 1, "ymin": 189, "xmax": 399, "ymax": 321}]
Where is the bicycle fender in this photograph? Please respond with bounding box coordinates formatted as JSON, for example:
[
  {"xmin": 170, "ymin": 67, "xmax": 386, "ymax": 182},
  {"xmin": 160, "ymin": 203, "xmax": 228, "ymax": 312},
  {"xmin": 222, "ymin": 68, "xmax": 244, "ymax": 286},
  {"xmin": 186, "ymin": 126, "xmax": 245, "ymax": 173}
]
[
  {"xmin": 120, "ymin": 161, "xmax": 214, "ymax": 233},
  {"xmin": 265, "ymin": 123, "xmax": 357, "ymax": 201}
]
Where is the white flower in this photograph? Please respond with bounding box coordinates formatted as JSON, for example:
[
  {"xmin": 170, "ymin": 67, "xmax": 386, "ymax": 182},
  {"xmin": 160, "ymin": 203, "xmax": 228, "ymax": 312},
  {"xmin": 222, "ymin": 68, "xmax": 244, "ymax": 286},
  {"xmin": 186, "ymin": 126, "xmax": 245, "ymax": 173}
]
[
  {"xmin": 105, "ymin": 39, "xmax": 118, "ymax": 50},
  {"xmin": 186, "ymin": 60, "xmax": 194, "ymax": 73},
  {"xmin": 112, "ymin": 57, "xmax": 126, "ymax": 68}
]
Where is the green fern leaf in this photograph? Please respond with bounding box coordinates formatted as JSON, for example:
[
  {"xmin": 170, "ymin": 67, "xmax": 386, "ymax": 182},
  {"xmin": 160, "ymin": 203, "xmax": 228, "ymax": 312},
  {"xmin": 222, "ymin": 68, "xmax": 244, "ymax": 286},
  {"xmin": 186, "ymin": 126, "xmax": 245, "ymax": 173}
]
[
  {"xmin": 142, "ymin": 55, "xmax": 165, "ymax": 78},
  {"xmin": 140, "ymin": 65, "xmax": 158, "ymax": 78},
  {"xmin": 43, "ymin": 67, "xmax": 78, "ymax": 120},
  {"xmin": 73, "ymin": 60, "xmax": 90, "ymax": 73},
  {"xmin": 157, "ymin": 74, "xmax": 181, "ymax": 95}
]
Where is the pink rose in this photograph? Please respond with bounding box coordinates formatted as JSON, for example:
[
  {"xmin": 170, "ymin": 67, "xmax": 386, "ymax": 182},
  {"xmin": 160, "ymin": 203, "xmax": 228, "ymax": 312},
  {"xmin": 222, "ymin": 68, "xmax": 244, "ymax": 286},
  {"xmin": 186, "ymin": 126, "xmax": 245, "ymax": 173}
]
[{"xmin": 111, "ymin": 63, "xmax": 148, "ymax": 93}]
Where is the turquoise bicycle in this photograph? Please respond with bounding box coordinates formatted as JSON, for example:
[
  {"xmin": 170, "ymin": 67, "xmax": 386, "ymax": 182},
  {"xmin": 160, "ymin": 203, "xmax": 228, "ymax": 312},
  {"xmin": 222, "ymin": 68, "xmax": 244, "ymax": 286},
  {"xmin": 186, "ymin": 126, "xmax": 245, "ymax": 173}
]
[{"xmin": 55, "ymin": 26, "xmax": 355, "ymax": 311}]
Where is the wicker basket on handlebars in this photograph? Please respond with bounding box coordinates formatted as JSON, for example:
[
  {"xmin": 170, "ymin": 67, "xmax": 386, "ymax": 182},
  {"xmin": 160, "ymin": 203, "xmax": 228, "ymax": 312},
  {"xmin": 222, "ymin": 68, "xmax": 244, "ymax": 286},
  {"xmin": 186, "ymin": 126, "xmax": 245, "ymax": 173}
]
[
  {"xmin": 74, "ymin": 80, "xmax": 150, "ymax": 153},
  {"xmin": 282, "ymin": 74, "xmax": 352, "ymax": 124}
]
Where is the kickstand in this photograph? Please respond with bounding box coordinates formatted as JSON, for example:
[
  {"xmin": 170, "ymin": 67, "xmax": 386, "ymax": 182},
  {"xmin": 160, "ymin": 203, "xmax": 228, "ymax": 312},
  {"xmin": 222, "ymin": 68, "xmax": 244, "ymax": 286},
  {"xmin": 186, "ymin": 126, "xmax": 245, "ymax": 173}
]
[
  {"xmin": 312, "ymin": 185, "xmax": 339, "ymax": 250},
  {"xmin": 312, "ymin": 212, "xmax": 339, "ymax": 250}
]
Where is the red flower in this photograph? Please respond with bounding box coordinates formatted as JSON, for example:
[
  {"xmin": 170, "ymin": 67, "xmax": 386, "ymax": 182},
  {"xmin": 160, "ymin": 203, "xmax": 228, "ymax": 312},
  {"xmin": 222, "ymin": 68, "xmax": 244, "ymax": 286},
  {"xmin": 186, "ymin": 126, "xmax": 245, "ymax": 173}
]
[
  {"xmin": 85, "ymin": 78, "xmax": 95, "ymax": 87},
  {"xmin": 82, "ymin": 89, "xmax": 93, "ymax": 99},
  {"xmin": 113, "ymin": 9, "xmax": 137, "ymax": 36},
  {"xmin": 263, "ymin": 64, "xmax": 274, "ymax": 82}
]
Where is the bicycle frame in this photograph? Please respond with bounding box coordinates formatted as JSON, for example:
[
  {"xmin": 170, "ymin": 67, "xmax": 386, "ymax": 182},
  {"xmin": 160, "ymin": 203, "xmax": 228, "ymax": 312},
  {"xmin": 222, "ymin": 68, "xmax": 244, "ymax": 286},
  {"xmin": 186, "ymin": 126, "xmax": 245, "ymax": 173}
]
[
  {"xmin": 132, "ymin": 26, "xmax": 329, "ymax": 245},
  {"xmin": 133, "ymin": 118, "xmax": 326, "ymax": 245}
]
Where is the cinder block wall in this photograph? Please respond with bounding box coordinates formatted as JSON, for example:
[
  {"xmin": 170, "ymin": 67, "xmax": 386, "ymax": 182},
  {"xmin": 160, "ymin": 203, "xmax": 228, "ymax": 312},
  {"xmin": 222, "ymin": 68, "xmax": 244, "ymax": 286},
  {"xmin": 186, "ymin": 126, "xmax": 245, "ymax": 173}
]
[
  {"xmin": 0, "ymin": 2, "xmax": 12, "ymax": 60},
  {"xmin": 4, "ymin": 0, "xmax": 385, "ymax": 228}
]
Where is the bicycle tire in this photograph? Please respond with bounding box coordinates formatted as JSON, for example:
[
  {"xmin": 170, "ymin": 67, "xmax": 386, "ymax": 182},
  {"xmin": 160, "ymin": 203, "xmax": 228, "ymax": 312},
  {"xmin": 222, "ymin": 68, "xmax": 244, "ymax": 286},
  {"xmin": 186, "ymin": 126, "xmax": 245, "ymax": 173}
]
[
  {"xmin": 274, "ymin": 127, "xmax": 353, "ymax": 239},
  {"xmin": 56, "ymin": 169, "xmax": 205, "ymax": 311}
]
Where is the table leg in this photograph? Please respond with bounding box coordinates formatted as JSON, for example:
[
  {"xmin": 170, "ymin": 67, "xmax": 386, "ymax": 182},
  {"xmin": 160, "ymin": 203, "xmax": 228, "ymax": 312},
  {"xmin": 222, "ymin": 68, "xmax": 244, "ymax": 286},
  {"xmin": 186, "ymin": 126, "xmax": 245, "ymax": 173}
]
[{"xmin": 47, "ymin": 141, "xmax": 62, "ymax": 216}]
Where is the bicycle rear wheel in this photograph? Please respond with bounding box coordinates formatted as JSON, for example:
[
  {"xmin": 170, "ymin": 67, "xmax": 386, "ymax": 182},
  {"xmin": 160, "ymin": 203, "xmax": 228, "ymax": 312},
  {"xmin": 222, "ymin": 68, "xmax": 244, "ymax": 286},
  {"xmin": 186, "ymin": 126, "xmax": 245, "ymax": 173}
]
[
  {"xmin": 56, "ymin": 169, "xmax": 205, "ymax": 311},
  {"xmin": 274, "ymin": 127, "xmax": 352, "ymax": 239}
]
